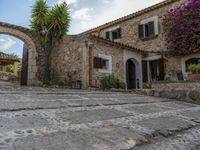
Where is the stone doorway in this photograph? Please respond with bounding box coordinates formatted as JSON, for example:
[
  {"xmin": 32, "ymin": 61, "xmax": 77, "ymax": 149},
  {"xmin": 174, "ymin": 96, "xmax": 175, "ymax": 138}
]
[
  {"xmin": 0, "ymin": 22, "xmax": 38, "ymax": 85},
  {"xmin": 126, "ymin": 59, "xmax": 136, "ymax": 89}
]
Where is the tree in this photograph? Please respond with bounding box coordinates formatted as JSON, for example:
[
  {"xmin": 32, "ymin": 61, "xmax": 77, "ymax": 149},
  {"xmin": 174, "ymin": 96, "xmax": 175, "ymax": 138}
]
[
  {"xmin": 162, "ymin": 0, "xmax": 200, "ymax": 55},
  {"xmin": 31, "ymin": 0, "xmax": 70, "ymax": 81}
]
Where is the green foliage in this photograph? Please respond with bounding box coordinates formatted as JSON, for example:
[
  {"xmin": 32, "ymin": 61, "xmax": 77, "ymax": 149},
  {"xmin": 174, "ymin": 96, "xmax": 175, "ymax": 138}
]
[
  {"xmin": 6, "ymin": 65, "xmax": 14, "ymax": 73},
  {"xmin": 31, "ymin": 0, "xmax": 71, "ymax": 81},
  {"xmin": 18, "ymin": 63, "xmax": 22, "ymax": 72},
  {"xmin": 188, "ymin": 64, "xmax": 200, "ymax": 74},
  {"xmin": 31, "ymin": 0, "xmax": 48, "ymax": 32},
  {"xmin": 31, "ymin": 0, "xmax": 70, "ymax": 47},
  {"xmin": 43, "ymin": 79, "xmax": 65, "ymax": 86},
  {"xmin": 0, "ymin": 66, "xmax": 2, "ymax": 71},
  {"xmin": 100, "ymin": 75, "xmax": 125, "ymax": 90},
  {"xmin": 48, "ymin": 3, "xmax": 70, "ymax": 39},
  {"xmin": 143, "ymin": 82, "xmax": 152, "ymax": 89}
]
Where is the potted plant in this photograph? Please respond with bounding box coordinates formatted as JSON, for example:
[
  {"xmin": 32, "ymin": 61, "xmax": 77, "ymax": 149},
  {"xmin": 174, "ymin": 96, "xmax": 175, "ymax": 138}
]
[{"xmin": 187, "ymin": 64, "xmax": 200, "ymax": 81}]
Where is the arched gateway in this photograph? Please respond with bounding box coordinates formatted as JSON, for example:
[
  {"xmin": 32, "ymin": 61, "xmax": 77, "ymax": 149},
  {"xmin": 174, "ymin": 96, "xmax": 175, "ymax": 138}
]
[{"xmin": 0, "ymin": 21, "xmax": 41, "ymax": 85}]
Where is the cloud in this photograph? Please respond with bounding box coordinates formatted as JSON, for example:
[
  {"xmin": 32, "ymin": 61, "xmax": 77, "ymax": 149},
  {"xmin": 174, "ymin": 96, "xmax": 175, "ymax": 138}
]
[
  {"xmin": 70, "ymin": 0, "xmax": 164, "ymax": 34},
  {"xmin": 72, "ymin": 7, "xmax": 93, "ymax": 21},
  {"xmin": 102, "ymin": 0, "xmax": 112, "ymax": 4},
  {"xmin": 0, "ymin": 38, "xmax": 16, "ymax": 51},
  {"xmin": 57, "ymin": 0, "xmax": 78, "ymax": 5}
]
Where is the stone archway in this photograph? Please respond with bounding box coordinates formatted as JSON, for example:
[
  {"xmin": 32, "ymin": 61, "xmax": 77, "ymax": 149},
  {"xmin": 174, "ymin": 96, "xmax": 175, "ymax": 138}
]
[
  {"xmin": 0, "ymin": 22, "xmax": 39, "ymax": 85},
  {"xmin": 126, "ymin": 59, "xmax": 136, "ymax": 89}
]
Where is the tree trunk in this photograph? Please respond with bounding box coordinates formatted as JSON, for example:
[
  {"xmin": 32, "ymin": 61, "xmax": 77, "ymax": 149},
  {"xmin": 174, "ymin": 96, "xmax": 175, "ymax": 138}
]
[{"xmin": 43, "ymin": 37, "xmax": 53, "ymax": 82}]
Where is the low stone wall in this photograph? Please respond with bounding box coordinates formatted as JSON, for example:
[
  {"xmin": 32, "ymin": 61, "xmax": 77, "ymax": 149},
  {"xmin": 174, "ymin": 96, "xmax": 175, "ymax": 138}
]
[
  {"xmin": 151, "ymin": 81, "xmax": 200, "ymax": 90},
  {"xmin": 142, "ymin": 81, "xmax": 200, "ymax": 105}
]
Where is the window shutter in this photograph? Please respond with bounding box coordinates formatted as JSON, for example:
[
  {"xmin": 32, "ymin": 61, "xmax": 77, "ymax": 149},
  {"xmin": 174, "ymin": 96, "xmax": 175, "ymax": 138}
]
[
  {"xmin": 106, "ymin": 32, "xmax": 110, "ymax": 40},
  {"xmin": 117, "ymin": 28, "xmax": 121, "ymax": 38},
  {"xmin": 159, "ymin": 58, "xmax": 165, "ymax": 80},
  {"xmin": 94, "ymin": 57, "xmax": 102, "ymax": 69},
  {"xmin": 138, "ymin": 24, "xmax": 144, "ymax": 39},
  {"xmin": 148, "ymin": 21, "xmax": 155, "ymax": 37},
  {"xmin": 142, "ymin": 61, "xmax": 148, "ymax": 83}
]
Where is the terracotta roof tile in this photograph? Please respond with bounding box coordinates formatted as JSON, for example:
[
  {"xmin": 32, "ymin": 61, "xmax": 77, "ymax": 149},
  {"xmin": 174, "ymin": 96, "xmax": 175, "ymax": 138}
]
[
  {"xmin": 89, "ymin": 35, "xmax": 147, "ymax": 54},
  {"xmin": 0, "ymin": 52, "xmax": 20, "ymax": 62}
]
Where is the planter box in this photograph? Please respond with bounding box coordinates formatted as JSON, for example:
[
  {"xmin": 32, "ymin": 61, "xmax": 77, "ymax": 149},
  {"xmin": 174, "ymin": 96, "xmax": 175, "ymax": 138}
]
[{"xmin": 187, "ymin": 74, "xmax": 200, "ymax": 81}]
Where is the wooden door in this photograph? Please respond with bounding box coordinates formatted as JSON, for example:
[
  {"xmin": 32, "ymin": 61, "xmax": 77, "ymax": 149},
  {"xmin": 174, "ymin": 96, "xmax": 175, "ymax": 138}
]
[
  {"xmin": 126, "ymin": 60, "xmax": 136, "ymax": 89},
  {"xmin": 21, "ymin": 44, "xmax": 28, "ymax": 85},
  {"xmin": 142, "ymin": 60, "xmax": 148, "ymax": 83}
]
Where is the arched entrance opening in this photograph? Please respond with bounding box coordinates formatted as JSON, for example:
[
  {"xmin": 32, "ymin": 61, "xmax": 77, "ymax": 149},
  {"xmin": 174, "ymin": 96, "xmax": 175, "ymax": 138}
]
[
  {"xmin": 126, "ymin": 59, "xmax": 136, "ymax": 89},
  {"xmin": 0, "ymin": 22, "xmax": 38, "ymax": 86},
  {"xmin": 0, "ymin": 34, "xmax": 29, "ymax": 85}
]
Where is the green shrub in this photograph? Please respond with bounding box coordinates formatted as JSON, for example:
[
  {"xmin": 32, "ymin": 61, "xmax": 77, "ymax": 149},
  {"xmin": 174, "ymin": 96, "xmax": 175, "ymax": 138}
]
[
  {"xmin": 6, "ymin": 65, "xmax": 14, "ymax": 73},
  {"xmin": 43, "ymin": 79, "xmax": 65, "ymax": 86},
  {"xmin": 143, "ymin": 82, "xmax": 152, "ymax": 89},
  {"xmin": 100, "ymin": 75, "xmax": 125, "ymax": 90},
  {"xmin": 188, "ymin": 64, "xmax": 200, "ymax": 74}
]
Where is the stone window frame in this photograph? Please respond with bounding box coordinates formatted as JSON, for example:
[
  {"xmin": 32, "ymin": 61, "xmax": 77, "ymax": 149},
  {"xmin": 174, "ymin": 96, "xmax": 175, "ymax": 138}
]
[
  {"xmin": 139, "ymin": 16, "xmax": 159, "ymax": 40},
  {"xmin": 181, "ymin": 54, "xmax": 200, "ymax": 75},
  {"xmin": 97, "ymin": 54, "xmax": 112, "ymax": 74},
  {"xmin": 106, "ymin": 26, "xmax": 121, "ymax": 41}
]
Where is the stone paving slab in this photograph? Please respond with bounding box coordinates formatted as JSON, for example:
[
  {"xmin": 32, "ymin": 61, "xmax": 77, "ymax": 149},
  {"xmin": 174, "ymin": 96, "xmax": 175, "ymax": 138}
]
[
  {"xmin": 56, "ymin": 109, "xmax": 129, "ymax": 124},
  {"xmin": 126, "ymin": 104, "xmax": 174, "ymax": 114},
  {"xmin": 13, "ymin": 126, "xmax": 146, "ymax": 150},
  {"xmin": 178, "ymin": 109, "xmax": 200, "ymax": 123},
  {"xmin": 0, "ymin": 86, "xmax": 199, "ymax": 150},
  {"xmin": 134, "ymin": 116, "xmax": 198, "ymax": 137}
]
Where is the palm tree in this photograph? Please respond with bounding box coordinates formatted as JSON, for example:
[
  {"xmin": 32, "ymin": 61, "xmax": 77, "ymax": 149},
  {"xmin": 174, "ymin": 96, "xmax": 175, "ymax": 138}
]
[{"xmin": 31, "ymin": 0, "xmax": 70, "ymax": 81}]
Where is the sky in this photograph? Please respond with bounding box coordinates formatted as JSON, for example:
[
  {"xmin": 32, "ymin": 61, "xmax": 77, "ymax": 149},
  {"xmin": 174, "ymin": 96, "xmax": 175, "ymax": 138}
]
[{"xmin": 0, "ymin": 0, "xmax": 164, "ymax": 57}]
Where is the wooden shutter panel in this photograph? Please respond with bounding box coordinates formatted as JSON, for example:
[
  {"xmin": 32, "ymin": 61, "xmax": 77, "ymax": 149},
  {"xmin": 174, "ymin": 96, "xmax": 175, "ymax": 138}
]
[
  {"xmin": 94, "ymin": 57, "xmax": 102, "ymax": 69},
  {"xmin": 138, "ymin": 24, "xmax": 144, "ymax": 39},
  {"xmin": 106, "ymin": 32, "xmax": 110, "ymax": 40},
  {"xmin": 142, "ymin": 60, "xmax": 148, "ymax": 83},
  {"xmin": 148, "ymin": 21, "xmax": 155, "ymax": 37},
  {"xmin": 117, "ymin": 28, "xmax": 121, "ymax": 38},
  {"xmin": 159, "ymin": 58, "xmax": 165, "ymax": 80}
]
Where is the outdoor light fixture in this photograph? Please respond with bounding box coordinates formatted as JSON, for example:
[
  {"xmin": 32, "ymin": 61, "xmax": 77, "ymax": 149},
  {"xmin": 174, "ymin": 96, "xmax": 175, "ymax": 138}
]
[{"xmin": 85, "ymin": 39, "xmax": 93, "ymax": 48}]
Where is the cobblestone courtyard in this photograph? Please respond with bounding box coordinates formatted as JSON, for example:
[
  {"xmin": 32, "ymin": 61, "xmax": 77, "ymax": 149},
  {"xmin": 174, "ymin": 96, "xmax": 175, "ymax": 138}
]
[{"xmin": 0, "ymin": 86, "xmax": 200, "ymax": 150}]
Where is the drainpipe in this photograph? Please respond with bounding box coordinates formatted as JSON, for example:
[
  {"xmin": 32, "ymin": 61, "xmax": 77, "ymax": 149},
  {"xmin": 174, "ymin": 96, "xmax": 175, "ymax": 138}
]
[
  {"xmin": 85, "ymin": 40, "xmax": 93, "ymax": 88},
  {"xmin": 89, "ymin": 46, "xmax": 93, "ymax": 87}
]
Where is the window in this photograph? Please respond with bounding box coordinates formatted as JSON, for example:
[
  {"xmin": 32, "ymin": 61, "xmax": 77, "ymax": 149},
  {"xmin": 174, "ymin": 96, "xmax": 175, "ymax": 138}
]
[
  {"xmin": 139, "ymin": 16, "xmax": 159, "ymax": 39},
  {"xmin": 106, "ymin": 28, "xmax": 121, "ymax": 40},
  {"xmin": 139, "ymin": 21, "xmax": 155, "ymax": 39},
  {"xmin": 94, "ymin": 57, "xmax": 109, "ymax": 70},
  {"xmin": 93, "ymin": 54, "xmax": 112, "ymax": 73},
  {"xmin": 185, "ymin": 58, "xmax": 200, "ymax": 72}
]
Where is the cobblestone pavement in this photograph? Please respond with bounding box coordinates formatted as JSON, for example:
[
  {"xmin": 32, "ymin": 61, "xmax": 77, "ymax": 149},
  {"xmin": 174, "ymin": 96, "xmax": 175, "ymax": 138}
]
[{"xmin": 0, "ymin": 85, "xmax": 200, "ymax": 150}]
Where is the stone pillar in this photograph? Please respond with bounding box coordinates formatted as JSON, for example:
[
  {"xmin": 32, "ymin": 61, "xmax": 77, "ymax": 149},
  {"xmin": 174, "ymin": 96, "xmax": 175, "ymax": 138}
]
[
  {"xmin": 2, "ymin": 66, "xmax": 7, "ymax": 72},
  {"xmin": 14, "ymin": 62, "xmax": 18, "ymax": 76}
]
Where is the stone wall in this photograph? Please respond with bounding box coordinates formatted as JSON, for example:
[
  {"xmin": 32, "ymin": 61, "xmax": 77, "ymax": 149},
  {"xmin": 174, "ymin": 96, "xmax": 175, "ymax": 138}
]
[
  {"xmin": 90, "ymin": 40, "xmax": 125, "ymax": 87},
  {"xmin": 88, "ymin": 0, "xmax": 189, "ymax": 82},
  {"xmin": 164, "ymin": 56, "xmax": 182, "ymax": 81},
  {"xmin": 0, "ymin": 22, "xmax": 44, "ymax": 85},
  {"xmin": 50, "ymin": 35, "xmax": 89, "ymax": 88},
  {"xmin": 143, "ymin": 81, "xmax": 200, "ymax": 105},
  {"xmin": 91, "ymin": 0, "xmax": 188, "ymax": 53},
  {"xmin": 152, "ymin": 81, "xmax": 200, "ymax": 90}
]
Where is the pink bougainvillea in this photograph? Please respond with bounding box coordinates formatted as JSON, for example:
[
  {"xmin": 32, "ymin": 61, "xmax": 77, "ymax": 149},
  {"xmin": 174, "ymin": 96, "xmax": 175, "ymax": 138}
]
[{"xmin": 162, "ymin": 0, "xmax": 200, "ymax": 55}]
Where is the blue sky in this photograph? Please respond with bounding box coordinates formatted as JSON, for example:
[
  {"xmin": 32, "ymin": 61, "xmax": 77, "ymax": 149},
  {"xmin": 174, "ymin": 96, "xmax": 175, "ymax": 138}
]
[{"xmin": 0, "ymin": 0, "xmax": 163, "ymax": 57}]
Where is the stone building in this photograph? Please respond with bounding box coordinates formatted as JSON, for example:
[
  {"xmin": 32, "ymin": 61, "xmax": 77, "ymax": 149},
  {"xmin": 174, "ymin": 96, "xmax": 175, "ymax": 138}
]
[
  {"xmin": 50, "ymin": 0, "xmax": 200, "ymax": 89},
  {"xmin": 0, "ymin": 52, "xmax": 20, "ymax": 80}
]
